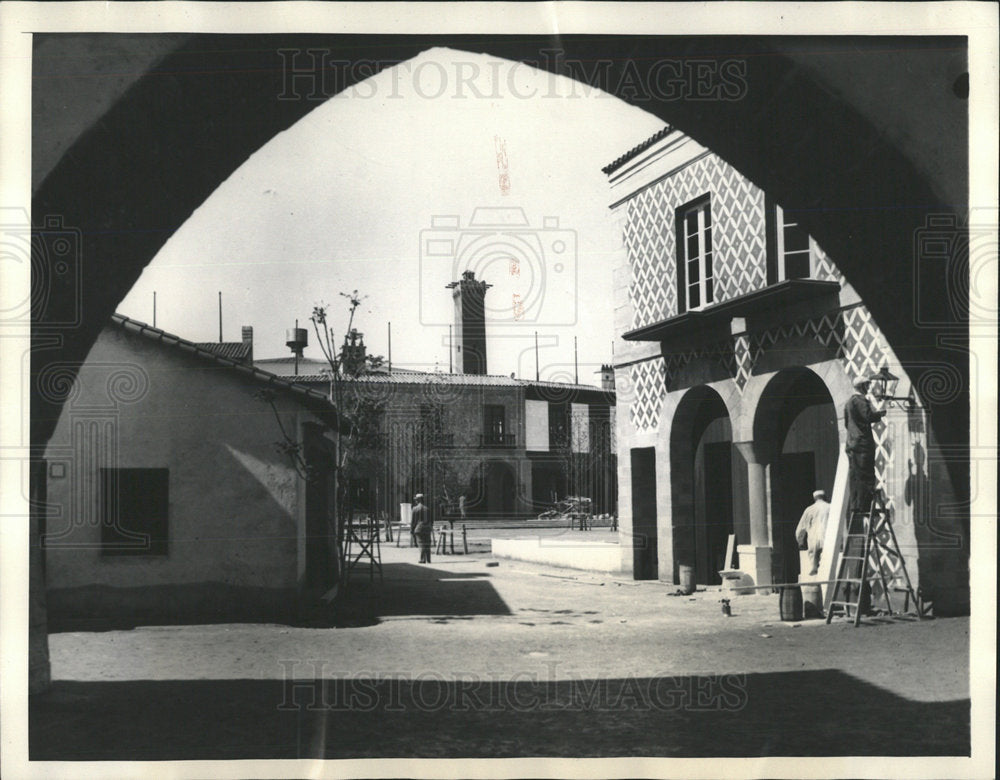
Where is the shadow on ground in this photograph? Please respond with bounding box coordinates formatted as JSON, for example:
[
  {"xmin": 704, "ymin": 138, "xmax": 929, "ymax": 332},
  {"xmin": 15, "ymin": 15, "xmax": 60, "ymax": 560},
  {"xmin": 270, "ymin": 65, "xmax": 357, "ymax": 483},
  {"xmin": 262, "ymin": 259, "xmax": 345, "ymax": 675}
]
[
  {"xmin": 47, "ymin": 564, "xmax": 511, "ymax": 632},
  {"xmin": 300, "ymin": 563, "xmax": 512, "ymax": 627},
  {"xmin": 30, "ymin": 670, "xmax": 969, "ymax": 760}
]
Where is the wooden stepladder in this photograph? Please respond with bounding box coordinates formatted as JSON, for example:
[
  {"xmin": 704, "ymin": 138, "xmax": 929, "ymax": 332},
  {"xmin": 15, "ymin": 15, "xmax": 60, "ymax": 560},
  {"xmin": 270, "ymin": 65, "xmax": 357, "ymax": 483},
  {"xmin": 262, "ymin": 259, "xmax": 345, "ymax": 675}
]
[
  {"xmin": 344, "ymin": 513, "xmax": 383, "ymax": 587},
  {"xmin": 826, "ymin": 490, "xmax": 920, "ymax": 626}
]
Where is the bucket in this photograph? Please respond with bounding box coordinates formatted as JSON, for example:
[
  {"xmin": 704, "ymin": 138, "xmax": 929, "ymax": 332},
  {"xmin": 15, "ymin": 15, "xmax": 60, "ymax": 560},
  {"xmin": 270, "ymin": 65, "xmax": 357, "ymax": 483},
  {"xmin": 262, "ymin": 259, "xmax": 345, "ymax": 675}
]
[
  {"xmin": 779, "ymin": 585, "xmax": 803, "ymax": 621},
  {"xmin": 678, "ymin": 565, "xmax": 695, "ymax": 594}
]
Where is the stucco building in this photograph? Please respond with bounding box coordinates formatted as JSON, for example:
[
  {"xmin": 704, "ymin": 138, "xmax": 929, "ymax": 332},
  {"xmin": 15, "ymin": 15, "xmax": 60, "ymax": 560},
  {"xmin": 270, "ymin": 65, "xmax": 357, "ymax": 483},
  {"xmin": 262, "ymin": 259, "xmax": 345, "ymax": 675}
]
[
  {"xmin": 606, "ymin": 128, "xmax": 968, "ymax": 615},
  {"xmin": 41, "ymin": 315, "xmax": 345, "ymax": 627}
]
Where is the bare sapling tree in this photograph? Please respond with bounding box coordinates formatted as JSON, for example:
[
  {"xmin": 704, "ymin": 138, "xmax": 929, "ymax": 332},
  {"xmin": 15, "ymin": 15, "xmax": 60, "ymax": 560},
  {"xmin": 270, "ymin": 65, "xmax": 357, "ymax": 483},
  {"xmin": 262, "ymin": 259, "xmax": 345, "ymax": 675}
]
[{"xmin": 258, "ymin": 289, "xmax": 386, "ymax": 598}]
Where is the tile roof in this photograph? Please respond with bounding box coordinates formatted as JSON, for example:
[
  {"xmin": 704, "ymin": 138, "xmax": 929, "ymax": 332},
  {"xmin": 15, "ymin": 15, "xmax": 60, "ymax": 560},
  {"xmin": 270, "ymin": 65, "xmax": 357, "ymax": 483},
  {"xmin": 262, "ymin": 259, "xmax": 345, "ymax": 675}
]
[
  {"xmin": 255, "ymin": 356, "xmax": 431, "ymax": 377},
  {"xmin": 601, "ymin": 125, "xmax": 674, "ymax": 175},
  {"xmin": 109, "ymin": 314, "xmax": 344, "ymax": 427},
  {"xmin": 194, "ymin": 341, "xmax": 251, "ymax": 361},
  {"xmin": 111, "ymin": 315, "xmax": 609, "ymax": 403},
  {"xmin": 282, "ymin": 369, "xmax": 607, "ymax": 394},
  {"xmin": 253, "ymin": 356, "xmax": 330, "ymax": 370}
]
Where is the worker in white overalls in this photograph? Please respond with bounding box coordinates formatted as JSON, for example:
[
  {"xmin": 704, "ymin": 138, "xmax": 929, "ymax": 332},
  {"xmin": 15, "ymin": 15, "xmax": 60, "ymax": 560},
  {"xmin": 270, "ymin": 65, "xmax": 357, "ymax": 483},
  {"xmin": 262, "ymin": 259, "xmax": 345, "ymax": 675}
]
[{"xmin": 795, "ymin": 489, "xmax": 831, "ymax": 575}]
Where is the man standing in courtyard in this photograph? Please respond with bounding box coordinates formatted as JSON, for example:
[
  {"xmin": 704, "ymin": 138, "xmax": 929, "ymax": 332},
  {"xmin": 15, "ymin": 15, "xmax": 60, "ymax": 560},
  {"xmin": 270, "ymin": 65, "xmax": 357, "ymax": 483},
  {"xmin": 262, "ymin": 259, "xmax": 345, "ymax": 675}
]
[
  {"xmin": 796, "ymin": 489, "xmax": 831, "ymax": 575},
  {"xmin": 412, "ymin": 493, "xmax": 432, "ymax": 564},
  {"xmin": 844, "ymin": 375, "xmax": 887, "ymax": 515}
]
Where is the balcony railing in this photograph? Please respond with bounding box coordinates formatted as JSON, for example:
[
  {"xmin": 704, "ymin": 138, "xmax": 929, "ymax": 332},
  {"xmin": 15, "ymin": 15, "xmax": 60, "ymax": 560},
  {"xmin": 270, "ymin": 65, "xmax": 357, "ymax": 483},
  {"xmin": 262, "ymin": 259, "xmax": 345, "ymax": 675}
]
[{"xmin": 480, "ymin": 433, "xmax": 516, "ymax": 448}]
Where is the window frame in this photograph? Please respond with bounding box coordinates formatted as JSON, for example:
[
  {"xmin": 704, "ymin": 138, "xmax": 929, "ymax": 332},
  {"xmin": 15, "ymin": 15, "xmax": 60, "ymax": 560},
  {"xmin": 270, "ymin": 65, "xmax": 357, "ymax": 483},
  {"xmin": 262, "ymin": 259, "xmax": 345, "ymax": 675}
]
[
  {"xmin": 774, "ymin": 204, "xmax": 817, "ymax": 281},
  {"xmin": 483, "ymin": 404, "xmax": 506, "ymax": 443},
  {"xmin": 675, "ymin": 195, "xmax": 714, "ymax": 313}
]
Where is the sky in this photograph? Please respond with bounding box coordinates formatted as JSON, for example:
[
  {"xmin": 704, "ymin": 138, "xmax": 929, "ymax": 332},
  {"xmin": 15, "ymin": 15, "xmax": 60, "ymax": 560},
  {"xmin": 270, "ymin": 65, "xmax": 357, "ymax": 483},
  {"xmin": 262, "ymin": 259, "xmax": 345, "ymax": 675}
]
[{"xmin": 117, "ymin": 47, "xmax": 665, "ymax": 383}]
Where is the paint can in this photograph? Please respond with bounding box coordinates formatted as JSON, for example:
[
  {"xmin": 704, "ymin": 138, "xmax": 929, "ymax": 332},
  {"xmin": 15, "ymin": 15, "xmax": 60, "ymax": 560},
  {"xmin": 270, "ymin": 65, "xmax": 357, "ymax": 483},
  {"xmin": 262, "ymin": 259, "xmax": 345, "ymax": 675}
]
[{"xmin": 678, "ymin": 565, "xmax": 695, "ymax": 595}]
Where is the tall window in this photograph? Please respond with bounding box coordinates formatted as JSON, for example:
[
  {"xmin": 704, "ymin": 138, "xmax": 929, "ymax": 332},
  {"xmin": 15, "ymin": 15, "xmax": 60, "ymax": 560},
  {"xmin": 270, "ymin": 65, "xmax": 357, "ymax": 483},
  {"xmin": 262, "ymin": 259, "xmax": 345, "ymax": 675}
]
[
  {"xmin": 775, "ymin": 205, "xmax": 814, "ymax": 280},
  {"xmin": 483, "ymin": 405, "xmax": 506, "ymax": 445},
  {"xmin": 549, "ymin": 402, "xmax": 569, "ymax": 450},
  {"xmin": 100, "ymin": 468, "xmax": 169, "ymax": 556},
  {"xmin": 677, "ymin": 196, "xmax": 713, "ymax": 311}
]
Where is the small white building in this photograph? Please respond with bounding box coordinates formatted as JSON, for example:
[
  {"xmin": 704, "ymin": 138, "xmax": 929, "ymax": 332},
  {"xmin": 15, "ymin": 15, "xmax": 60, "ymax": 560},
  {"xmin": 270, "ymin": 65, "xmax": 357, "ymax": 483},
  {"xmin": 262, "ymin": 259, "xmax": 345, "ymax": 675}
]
[{"xmin": 42, "ymin": 314, "xmax": 343, "ymax": 628}]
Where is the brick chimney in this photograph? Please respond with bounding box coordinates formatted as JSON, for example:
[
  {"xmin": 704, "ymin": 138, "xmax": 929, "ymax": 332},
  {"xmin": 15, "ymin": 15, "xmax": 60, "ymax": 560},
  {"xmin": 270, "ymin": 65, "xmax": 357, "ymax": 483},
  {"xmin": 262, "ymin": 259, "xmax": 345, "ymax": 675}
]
[
  {"xmin": 341, "ymin": 328, "xmax": 367, "ymax": 375},
  {"xmin": 241, "ymin": 326, "xmax": 254, "ymax": 364},
  {"xmin": 446, "ymin": 270, "xmax": 492, "ymax": 375},
  {"xmin": 600, "ymin": 364, "xmax": 615, "ymax": 391}
]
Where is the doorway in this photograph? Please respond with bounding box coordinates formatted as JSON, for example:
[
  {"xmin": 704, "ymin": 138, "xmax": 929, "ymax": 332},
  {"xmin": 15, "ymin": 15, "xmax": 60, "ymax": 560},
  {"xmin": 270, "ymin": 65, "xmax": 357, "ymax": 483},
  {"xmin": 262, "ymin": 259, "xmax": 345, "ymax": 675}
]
[
  {"xmin": 697, "ymin": 441, "xmax": 734, "ymax": 584},
  {"xmin": 302, "ymin": 423, "xmax": 337, "ymax": 592},
  {"xmin": 483, "ymin": 460, "xmax": 515, "ymax": 519},
  {"xmin": 772, "ymin": 451, "xmax": 815, "ymax": 584},
  {"xmin": 630, "ymin": 447, "xmax": 658, "ymax": 580}
]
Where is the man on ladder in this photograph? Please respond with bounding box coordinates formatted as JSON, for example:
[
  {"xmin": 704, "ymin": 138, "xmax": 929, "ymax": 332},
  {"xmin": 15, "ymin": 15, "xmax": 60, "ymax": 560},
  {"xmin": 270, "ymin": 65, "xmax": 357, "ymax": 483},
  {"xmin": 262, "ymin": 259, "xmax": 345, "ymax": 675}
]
[
  {"xmin": 837, "ymin": 375, "xmax": 887, "ymax": 618},
  {"xmin": 844, "ymin": 375, "xmax": 887, "ymax": 515},
  {"xmin": 828, "ymin": 374, "xmax": 919, "ymax": 624}
]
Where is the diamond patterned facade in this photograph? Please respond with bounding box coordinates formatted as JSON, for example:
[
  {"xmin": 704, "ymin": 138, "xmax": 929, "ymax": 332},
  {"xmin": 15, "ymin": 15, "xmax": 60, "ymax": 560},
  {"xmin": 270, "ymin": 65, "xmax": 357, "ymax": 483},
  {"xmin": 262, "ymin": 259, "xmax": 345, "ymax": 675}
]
[
  {"xmin": 628, "ymin": 360, "xmax": 666, "ymax": 432},
  {"xmin": 610, "ymin": 132, "xmax": 964, "ymax": 612},
  {"xmin": 627, "ymin": 302, "xmax": 894, "ymax": 488},
  {"xmin": 733, "ymin": 333, "xmax": 753, "ymax": 391},
  {"xmin": 624, "ymin": 154, "xmax": 767, "ymax": 330},
  {"xmin": 619, "ymin": 142, "xmax": 893, "ymax": 491},
  {"xmin": 812, "ymin": 242, "xmax": 841, "ymax": 283}
]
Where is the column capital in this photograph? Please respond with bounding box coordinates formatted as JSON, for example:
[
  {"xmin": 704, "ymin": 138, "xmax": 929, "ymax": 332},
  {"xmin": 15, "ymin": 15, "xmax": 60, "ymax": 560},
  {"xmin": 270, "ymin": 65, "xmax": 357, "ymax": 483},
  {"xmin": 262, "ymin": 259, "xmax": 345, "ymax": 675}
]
[{"xmin": 733, "ymin": 440, "xmax": 769, "ymax": 465}]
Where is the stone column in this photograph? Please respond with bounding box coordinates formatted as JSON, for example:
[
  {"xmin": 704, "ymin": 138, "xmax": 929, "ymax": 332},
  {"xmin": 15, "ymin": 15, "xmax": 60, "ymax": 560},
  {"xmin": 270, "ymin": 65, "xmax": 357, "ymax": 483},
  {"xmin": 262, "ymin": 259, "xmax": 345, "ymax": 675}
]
[{"xmin": 733, "ymin": 440, "xmax": 772, "ymax": 588}]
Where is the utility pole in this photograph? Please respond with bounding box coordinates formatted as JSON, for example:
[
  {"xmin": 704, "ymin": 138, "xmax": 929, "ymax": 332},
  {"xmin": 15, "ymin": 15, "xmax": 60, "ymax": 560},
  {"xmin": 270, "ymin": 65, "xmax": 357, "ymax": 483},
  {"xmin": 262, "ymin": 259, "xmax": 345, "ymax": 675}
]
[
  {"xmin": 153, "ymin": 291, "xmax": 157, "ymax": 328},
  {"xmin": 388, "ymin": 322, "xmax": 392, "ymax": 371},
  {"xmin": 535, "ymin": 331, "xmax": 539, "ymax": 381},
  {"xmin": 574, "ymin": 336, "xmax": 578, "ymax": 384},
  {"xmin": 218, "ymin": 291, "xmax": 223, "ymax": 343}
]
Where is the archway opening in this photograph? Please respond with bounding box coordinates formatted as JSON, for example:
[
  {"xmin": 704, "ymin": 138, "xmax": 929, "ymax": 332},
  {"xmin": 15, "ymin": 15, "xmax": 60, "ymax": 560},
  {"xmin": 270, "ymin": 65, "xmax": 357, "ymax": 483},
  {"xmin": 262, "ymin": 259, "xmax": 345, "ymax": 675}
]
[
  {"xmin": 474, "ymin": 459, "xmax": 516, "ymax": 520},
  {"xmin": 670, "ymin": 385, "xmax": 734, "ymax": 585},
  {"xmin": 753, "ymin": 368, "xmax": 838, "ymax": 585}
]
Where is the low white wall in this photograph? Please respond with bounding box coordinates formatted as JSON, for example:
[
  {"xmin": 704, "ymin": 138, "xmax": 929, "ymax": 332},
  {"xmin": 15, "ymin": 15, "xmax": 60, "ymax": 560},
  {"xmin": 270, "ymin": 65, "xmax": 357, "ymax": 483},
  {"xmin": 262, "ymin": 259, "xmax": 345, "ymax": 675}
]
[{"xmin": 491, "ymin": 537, "xmax": 622, "ymax": 574}]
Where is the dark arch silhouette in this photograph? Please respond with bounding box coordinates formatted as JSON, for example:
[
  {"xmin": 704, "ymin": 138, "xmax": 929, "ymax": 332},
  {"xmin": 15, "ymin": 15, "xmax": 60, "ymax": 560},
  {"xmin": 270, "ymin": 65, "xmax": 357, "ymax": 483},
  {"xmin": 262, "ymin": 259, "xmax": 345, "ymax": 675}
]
[{"xmin": 31, "ymin": 34, "xmax": 968, "ymax": 503}]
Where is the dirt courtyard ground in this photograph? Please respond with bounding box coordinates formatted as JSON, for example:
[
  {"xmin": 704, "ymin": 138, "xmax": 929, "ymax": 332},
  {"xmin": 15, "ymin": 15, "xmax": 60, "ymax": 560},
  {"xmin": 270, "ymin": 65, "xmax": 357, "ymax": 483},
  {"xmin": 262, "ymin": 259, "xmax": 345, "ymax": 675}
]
[{"xmin": 32, "ymin": 539, "xmax": 969, "ymax": 760}]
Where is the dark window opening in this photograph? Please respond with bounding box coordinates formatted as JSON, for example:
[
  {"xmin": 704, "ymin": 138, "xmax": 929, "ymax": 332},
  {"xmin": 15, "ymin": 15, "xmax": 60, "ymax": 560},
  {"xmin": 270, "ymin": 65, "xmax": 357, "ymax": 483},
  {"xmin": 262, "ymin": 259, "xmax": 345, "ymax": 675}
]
[
  {"xmin": 100, "ymin": 468, "xmax": 169, "ymax": 556},
  {"xmin": 483, "ymin": 405, "xmax": 510, "ymax": 446}
]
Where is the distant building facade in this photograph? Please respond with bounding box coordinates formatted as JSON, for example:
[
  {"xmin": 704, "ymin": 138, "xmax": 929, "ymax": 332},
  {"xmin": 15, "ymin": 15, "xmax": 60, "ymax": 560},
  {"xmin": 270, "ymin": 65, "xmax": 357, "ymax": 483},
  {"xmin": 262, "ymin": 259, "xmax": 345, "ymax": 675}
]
[
  {"xmin": 606, "ymin": 128, "xmax": 968, "ymax": 614},
  {"xmin": 258, "ymin": 271, "xmax": 617, "ymax": 522}
]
